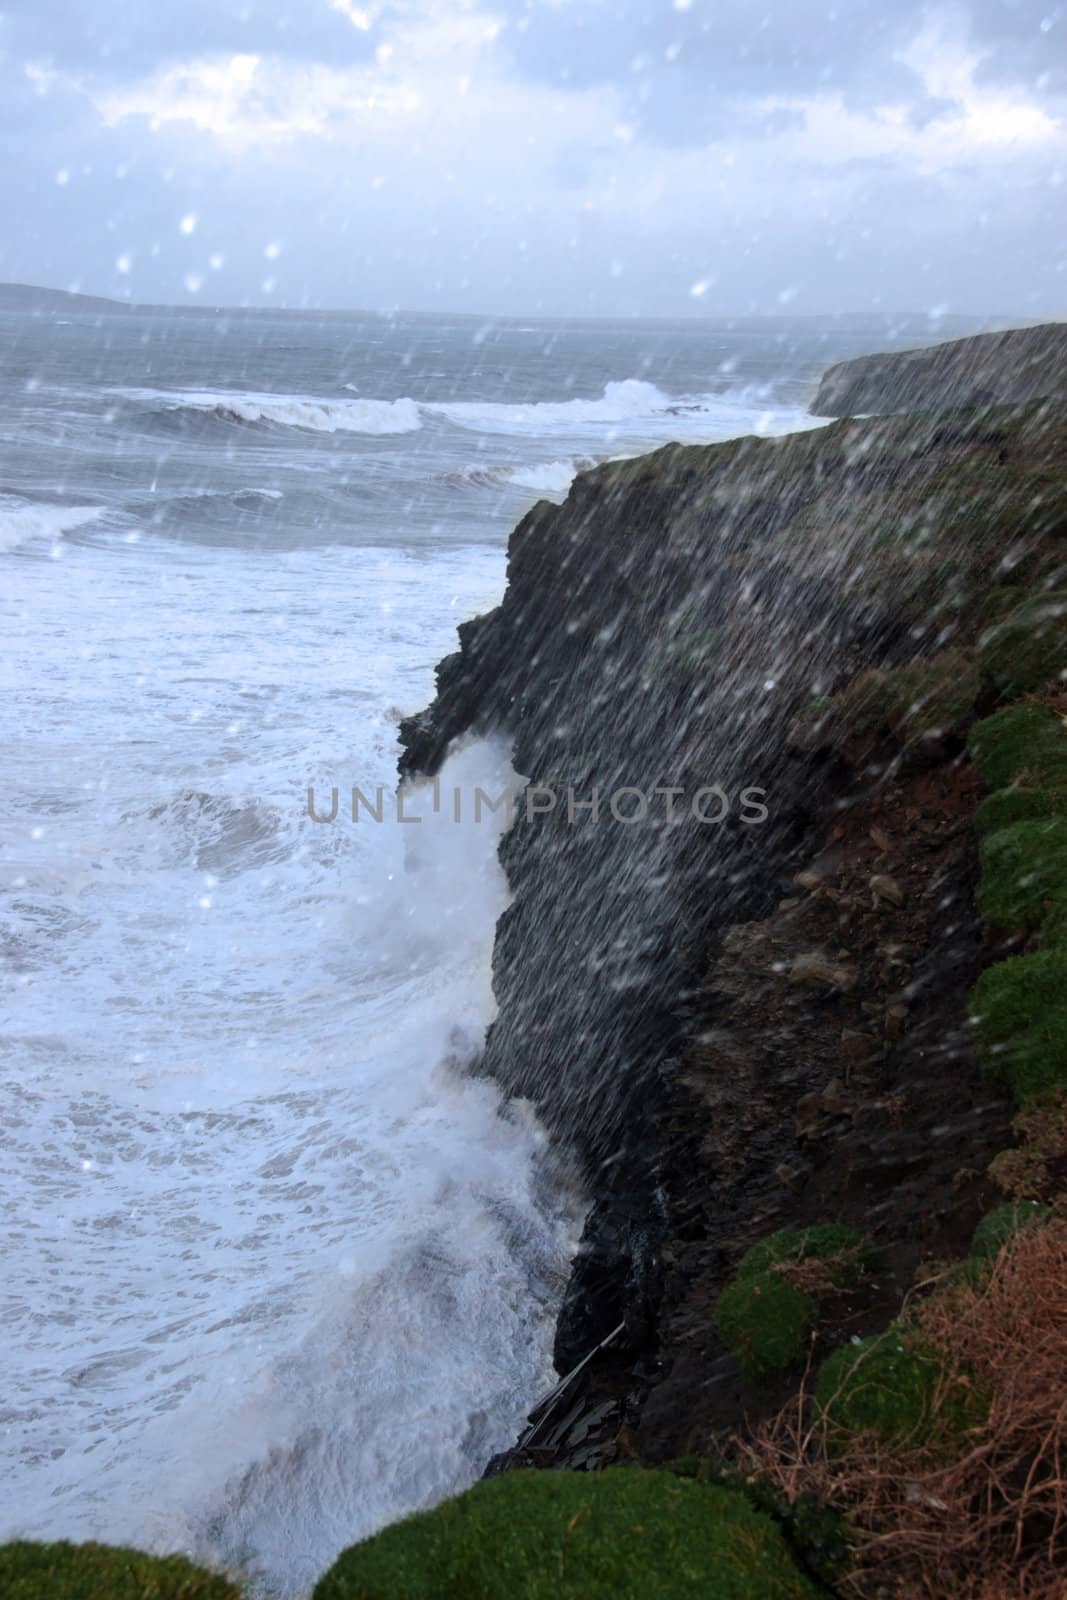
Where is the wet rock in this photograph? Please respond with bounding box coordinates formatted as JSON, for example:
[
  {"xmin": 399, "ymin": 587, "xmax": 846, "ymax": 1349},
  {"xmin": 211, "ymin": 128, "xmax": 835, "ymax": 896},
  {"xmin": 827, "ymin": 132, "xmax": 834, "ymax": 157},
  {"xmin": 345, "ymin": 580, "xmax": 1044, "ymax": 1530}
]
[
  {"xmin": 775, "ymin": 1162, "xmax": 806, "ymax": 1187},
  {"xmin": 810, "ymin": 322, "xmax": 1067, "ymax": 417},
  {"xmin": 788, "ymin": 953, "xmax": 857, "ymax": 991},
  {"xmin": 871, "ymin": 873, "xmax": 906, "ymax": 907},
  {"xmin": 841, "ymin": 1029, "xmax": 877, "ymax": 1066}
]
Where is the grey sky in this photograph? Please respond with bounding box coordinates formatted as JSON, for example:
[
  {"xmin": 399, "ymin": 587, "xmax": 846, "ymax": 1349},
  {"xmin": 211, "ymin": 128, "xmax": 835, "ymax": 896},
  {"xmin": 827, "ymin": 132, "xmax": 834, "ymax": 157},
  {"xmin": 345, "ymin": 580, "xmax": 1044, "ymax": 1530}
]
[{"xmin": 1, "ymin": 0, "xmax": 1063, "ymax": 316}]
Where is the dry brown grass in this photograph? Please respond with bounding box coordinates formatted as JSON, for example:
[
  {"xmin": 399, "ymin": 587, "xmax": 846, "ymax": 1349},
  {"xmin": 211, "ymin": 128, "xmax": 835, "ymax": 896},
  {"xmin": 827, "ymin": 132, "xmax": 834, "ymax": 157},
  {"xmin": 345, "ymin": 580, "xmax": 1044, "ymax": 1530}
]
[{"xmin": 734, "ymin": 1221, "xmax": 1067, "ymax": 1598}]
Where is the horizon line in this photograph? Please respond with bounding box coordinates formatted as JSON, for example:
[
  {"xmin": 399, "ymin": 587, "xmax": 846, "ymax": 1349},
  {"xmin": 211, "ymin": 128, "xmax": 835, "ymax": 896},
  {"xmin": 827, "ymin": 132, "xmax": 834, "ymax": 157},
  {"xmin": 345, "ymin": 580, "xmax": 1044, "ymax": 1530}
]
[{"xmin": 0, "ymin": 279, "xmax": 1060, "ymax": 329}]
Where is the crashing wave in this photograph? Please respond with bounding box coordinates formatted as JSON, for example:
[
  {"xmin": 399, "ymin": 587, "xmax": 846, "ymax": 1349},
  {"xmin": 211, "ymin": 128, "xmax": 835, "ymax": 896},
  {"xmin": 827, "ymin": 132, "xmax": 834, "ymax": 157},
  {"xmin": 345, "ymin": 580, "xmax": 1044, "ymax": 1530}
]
[
  {"xmin": 120, "ymin": 388, "xmax": 423, "ymax": 437},
  {"xmin": 0, "ymin": 500, "xmax": 104, "ymax": 556},
  {"xmin": 424, "ymin": 378, "xmax": 677, "ymax": 435}
]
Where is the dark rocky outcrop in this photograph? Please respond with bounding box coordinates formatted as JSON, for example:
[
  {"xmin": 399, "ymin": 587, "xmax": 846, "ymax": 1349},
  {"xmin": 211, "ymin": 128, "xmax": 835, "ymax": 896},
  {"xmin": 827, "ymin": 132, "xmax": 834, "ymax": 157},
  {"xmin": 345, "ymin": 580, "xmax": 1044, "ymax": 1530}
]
[
  {"xmin": 399, "ymin": 390, "xmax": 1067, "ymax": 1481},
  {"xmin": 810, "ymin": 322, "xmax": 1067, "ymax": 417}
]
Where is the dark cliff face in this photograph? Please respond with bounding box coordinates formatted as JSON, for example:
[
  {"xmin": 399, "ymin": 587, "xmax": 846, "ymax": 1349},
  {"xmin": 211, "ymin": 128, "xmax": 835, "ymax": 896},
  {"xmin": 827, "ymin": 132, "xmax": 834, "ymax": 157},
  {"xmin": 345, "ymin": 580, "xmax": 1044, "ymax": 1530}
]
[
  {"xmin": 400, "ymin": 398, "xmax": 1067, "ymax": 1371},
  {"xmin": 809, "ymin": 322, "xmax": 1067, "ymax": 418}
]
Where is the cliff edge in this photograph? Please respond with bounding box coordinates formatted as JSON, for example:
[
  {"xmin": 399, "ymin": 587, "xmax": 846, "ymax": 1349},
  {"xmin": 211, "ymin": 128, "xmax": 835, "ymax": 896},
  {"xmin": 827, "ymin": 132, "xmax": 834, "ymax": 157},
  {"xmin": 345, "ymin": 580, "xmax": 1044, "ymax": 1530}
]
[{"xmin": 810, "ymin": 320, "xmax": 1067, "ymax": 417}]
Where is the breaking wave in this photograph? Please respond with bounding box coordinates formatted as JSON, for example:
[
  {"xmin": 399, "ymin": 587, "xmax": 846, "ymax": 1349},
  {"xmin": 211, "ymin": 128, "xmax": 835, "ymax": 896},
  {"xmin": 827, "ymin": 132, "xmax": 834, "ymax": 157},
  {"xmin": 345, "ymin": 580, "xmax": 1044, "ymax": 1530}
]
[
  {"xmin": 503, "ymin": 458, "xmax": 590, "ymax": 495},
  {"xmin": 119, "ymin": 388, "xmax": 424, "ymax": 436},
  {"xmin": 108, "ymin": 379, "xmax": 821, "ymax": 457},
  {"xmin": 425, "ymin": 378, "xmax": 679, "ymax": 435},
  {"xmin": 450, "ymin": 457, "xmax": 594, "ymax": 499},
  {"xmin": 0, "ymin": 498, "xmax": 105, "ymax": 555}
]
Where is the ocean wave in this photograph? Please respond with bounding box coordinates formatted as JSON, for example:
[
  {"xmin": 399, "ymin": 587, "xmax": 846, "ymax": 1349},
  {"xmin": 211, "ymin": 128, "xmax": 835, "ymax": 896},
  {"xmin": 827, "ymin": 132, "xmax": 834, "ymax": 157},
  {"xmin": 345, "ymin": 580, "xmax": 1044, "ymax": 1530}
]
[
  {"xmin": 425, "ymin": 378, "xmax": 676, "ymax": 435},
  {"xmin": 504, "ymin": 458, "xmax": 591, "ymax": 495},
  {"xmin": 119, "ymin": 387, "xmax": 423, "ymax": 437},
  {"xmin": 108, "ymin": 377, "xmax": 818, "ymax": 451},
  {"xmin": 0, "ymin": 500, "xmax": 104, "ymax": 556},
  {"xmin": 450, "ymin": 457, "xmax": 593, "ymax": 499}
]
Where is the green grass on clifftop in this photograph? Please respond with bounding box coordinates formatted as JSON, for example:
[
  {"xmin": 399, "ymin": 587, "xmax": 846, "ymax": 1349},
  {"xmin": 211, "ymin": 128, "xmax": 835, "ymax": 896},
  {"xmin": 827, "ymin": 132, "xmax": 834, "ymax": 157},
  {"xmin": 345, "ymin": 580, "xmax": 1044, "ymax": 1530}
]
[
  {"xmin": 310, "ymin": 1469, "xmax": 820, "ymax": 1600},
  {"xmin": 0, "ymin": 1542, "xmax": 242, "ymax": 1600}
]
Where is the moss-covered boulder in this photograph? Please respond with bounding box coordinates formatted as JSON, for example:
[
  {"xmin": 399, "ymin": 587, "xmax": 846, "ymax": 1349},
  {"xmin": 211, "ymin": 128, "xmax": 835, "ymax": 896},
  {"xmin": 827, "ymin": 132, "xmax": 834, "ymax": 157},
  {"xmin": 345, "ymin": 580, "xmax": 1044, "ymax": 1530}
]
[
  {"xmin": 968, "ymin": 704, "xmax": 1067, "ymax": 792},
  {"xmin": 979, "ymin": 592, "xmax": 1067, "ymax": 697},
  {"xmin": 717, "ymin": 1225, "xmax": 872, "ymax": 1382},
  {"xmin": 0, "ymin": 1542, "xmax": 242, "ymax": 1599},
  {"xmin": 970, "ymin": 1199, "xmax": 1050, "ymax": 1260},
  {"xmin": 976, "ymin": 816, "xmax": 1067, "ymax": 931},
  {"xmin": 815, "ymin": 1333, "xmax": 985, "ymax": 1451},
  {"xmin": 310, "ymin": 1469, "xmax": 821, "ymax": 1600},
  {"xmin": 971, "ymin": 949, "xmax": 1067, "ymax": 1099}
]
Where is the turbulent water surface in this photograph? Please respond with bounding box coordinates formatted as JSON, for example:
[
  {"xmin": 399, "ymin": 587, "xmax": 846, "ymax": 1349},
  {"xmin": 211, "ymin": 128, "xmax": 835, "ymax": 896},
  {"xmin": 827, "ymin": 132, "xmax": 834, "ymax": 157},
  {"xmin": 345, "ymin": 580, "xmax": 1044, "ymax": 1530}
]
[{"xmin": 0, "ymin": 305, "xmax": 934, "ymax": 1594}]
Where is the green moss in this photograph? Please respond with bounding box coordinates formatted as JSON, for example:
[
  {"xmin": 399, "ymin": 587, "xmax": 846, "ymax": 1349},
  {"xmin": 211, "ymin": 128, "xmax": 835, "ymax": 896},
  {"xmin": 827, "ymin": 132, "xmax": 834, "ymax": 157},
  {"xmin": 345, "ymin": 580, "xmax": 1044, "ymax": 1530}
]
[
  {"xmin": 311, "ymin": 1468, "xmax": 821, "ymax": 1600},
  {"xmin": 976, "ymin": 782, "xmax": 1067, "ymax": 834},
  {"xmin": 976, "ymin": 816, "xmax": 1067, "ymax": 931},
  {"xmin": 971, "ymin": 949, "xmax": 1067, "ymax": 1100},
  {"xmin": 735, "ymin": 1225, "xmax": 872, "ymax": 1285},
  {"xmin": 883, "ymin": 649, "xmax": 979, "ymax": 743},
  {"xmin": 939, "ymin": 1256, "xmax": 990, "ymax": 1292},
  {"xmin": 970, "ymin": 1200, "xmax": 1050, "ymax": 1260},
  {"xmin": 717, "ymin": 1226, "xmax": 873, "ymax": 1384},
  {"xmin": 660, "ymin": 1459, "xmax": 850, "ymax": 1589},
  {"xmin": 826, "ymin": 669, "xmax": 892, "ymax": 739},
  {"xmin": 716, "ymin": 1272, "xmax": 817, "ymax": 1382},
  {"xmin": 968, "ymin": 704, "xmax": 1067, "ymax": 791},
  {"xmin": 815, "ymin": 1333, "xmax": 985, "ymax": 1452},
  {"xmin": 975, "ymin": 585, "xmax": 1030, "ymax": 629},
  {"xmin": 1039, "ymin": 897, "xmax": 1067, "ymax": 948},
  {"xmin": 0, "ymin": 1543, "xmax": 242, "ymax": 1599},
  {"xmin": 979, "ymin": 592, "xmax": 1067, "ymax": 697}
]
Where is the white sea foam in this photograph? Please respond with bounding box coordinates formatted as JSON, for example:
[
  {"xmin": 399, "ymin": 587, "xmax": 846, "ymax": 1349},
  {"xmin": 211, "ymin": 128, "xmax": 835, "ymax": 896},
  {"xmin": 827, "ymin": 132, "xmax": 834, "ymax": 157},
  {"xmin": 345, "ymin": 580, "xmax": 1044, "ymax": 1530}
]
[
  {"xmin": 0, "ymin": 500, "xmax": 104, "ymax": 555},
  {"xmin": 426, "ymin": 377, "xmax": 674, "ymax": 434},
  {"xmin": 504, "ymin": 458, "xmax": 588, "ymax": 495},
  {"xmin": 0, "ymin": 535, "xmax": 574, "ymax": 1598},
  {"xmin": 426, "ymin": 379, "xmax": 828, "ymax": 452}
]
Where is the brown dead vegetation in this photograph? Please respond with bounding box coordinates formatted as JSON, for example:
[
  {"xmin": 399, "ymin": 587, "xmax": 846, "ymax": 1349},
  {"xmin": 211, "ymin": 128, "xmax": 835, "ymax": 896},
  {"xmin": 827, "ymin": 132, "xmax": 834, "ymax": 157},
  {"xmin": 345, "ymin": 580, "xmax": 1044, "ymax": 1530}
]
[{"xmin": 735, "ymin": 1221, "xmax": 1067, "ymax": 1598}]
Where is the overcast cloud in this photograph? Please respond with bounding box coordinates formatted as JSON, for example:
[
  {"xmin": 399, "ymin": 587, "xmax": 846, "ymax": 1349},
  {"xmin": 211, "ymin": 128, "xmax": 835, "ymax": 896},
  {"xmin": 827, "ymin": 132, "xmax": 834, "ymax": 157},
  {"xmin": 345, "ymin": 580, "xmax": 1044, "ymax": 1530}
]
[{"xmin": 0, "ymin": 0, "xmax": 1063, "ymax": 316}]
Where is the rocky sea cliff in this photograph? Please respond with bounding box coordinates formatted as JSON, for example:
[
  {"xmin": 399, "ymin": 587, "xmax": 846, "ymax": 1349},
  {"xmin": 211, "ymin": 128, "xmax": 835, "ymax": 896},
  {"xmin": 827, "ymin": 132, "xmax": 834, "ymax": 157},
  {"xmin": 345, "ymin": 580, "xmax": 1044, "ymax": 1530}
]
[
  {"xmin": 386, "ymin": 327, "xmax": 1067, "ymax": 1591},
  {"xmin": 11, "ymin": 325, "xmax": 1067, "ymax": 1597},
  {"xmin": 810, "ymin": 321, "xmax": 1067, "ymax": 418}
]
